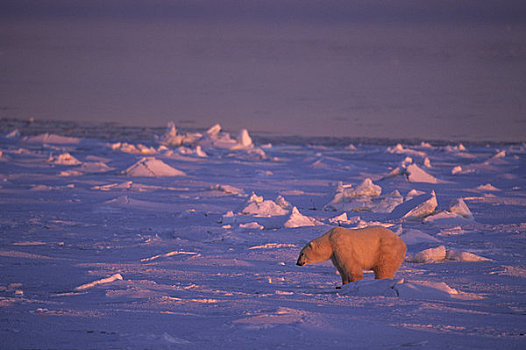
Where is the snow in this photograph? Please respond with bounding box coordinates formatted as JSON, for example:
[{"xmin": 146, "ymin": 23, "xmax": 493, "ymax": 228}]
[
  {"xmin": 1, "ymin": 123, "xmax": 525, "ymax": 349},
  {"xmin": 339, "ymin": 278, "xmax": 472, "ymax": 300}
]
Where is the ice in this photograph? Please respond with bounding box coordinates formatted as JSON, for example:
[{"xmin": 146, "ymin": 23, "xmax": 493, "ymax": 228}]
[
  {"xmin": 387, "ymin": 144, "xmax": 427, "ymax": 157},
  {"xmin": 175, "ymin": 145, "xmax": 207, "ymax": 157},
  {"xmin": 48, "ymin": 152, "xmax": 81, "ymax": 165},
  {"xmin": 74, "ymin": 273, "xmax": 123, "ymax": 291},
  {"xmin": 92, "ymin": 181, "xmax": 169, "ymax": 192},
  {"xmin": 405, "ymin": 164, "xmax": 439, "ymax": 184},
  {"xmin": 2, "ymin": 121, "xmax": 525, "ymax": 349},
  {"xmin": 371, "ymin": 190, "xmax": 404, "ymax": 213},
  {"xmin": 239, "ymin": 222, "xmax": 265, "ymax": 230},
  {"xmin": 451, "ymin": 165, "xmax": 463, "ymax": 175},
  {"xmin": 157, "ymin": 121, "xmax": 201, "ymax": 146},
  {"xmin": 390, "ymin": 191, "xmax": 437, "ymax": 220},
  {"xmin": 446, "ymin": 250, "xmax": 491, "ymax": 262},
  {"xmin": 423, "ymin": 211, "xmax": 473, "ymax": 226},
  {"xmin": 111, "ymin": 142, "xmax": 157, "ymax": 155},
  {"xmin": 340, "ymin": 279, "xmax": 468, "ymax": 300},
  {"xmin": 476, "ymin": 183, "xmax": 500, "ymax": 192},
  {"xmin": 240, "ymin": 194, "xmax": 289, "ymax": 217},
  {"xmin": 141, "ymin": 250, "xmax": 199, "ymax": 263},
  {"xmin": 448, "ymin": 198, "xmax": 474, "ymax": 220},
  {"xmin": 328, "ymin": 212, "xmax": 361, "ymax": 226},
  {"xmin": 249, "ymin": 243, "xmax": 296, "ymax": 250},
  {"xmin": 5, "ymin": 129, "xmax": 21, "ymax": 138},
  {"xmin": 324, "ymin": 178, "xmax": 382, "ymax": 211},
  {"xmin": 406, "ymin": 245, "xmax": 447, "ymax": 263},
  {"xmin": 79, "ymin": 161, "xmax": 114, "ymax": 173},
  {"xmin": 209, "ymin": 184, "xmax": 245, "ymax": 196},
  {"xmin": 407, "ymin": 246, "xmax": 491, "ymax": 263},
  {"xmin": 23, "ymin": 133, "xmax": 81, "ymax": 144},
  {"xmin": 400, "ymin": 229, "xmax": 441, "ymax": 245},
  {"xmin": 237, "ymin": 129, "xmax": 253, "ymax": 147},
  {"xmin": 283, "ymin": 207, "xmax": 322, "ymax": 228},
  {"xmin": 124, "ymin": 157, "xmax": 186, "ymax": 177}
]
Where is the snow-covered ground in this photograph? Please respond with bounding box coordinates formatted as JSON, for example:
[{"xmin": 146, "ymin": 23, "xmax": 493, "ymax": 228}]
[{"xmin": 1, "ymin": 122, "xmax": 525, "ymax": 349}]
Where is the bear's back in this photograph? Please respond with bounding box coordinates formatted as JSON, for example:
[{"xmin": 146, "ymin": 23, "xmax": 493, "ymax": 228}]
[{"xmin": 327, "ymin": 226, "xmax": 392, "ymax": 244}]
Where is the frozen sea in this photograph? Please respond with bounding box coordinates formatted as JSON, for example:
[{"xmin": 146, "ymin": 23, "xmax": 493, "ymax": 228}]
[{"xmin": 0, "ymin": 121, "xmax": 525, "ymax": 349}]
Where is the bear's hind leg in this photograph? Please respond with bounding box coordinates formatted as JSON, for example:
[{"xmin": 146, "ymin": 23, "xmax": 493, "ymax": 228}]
[
  {"xmin": 373, "ymin": 266, "xmax": 396, "ymax": 280},
  {"xmin": 374, "ymin": 256, "xmax": 404, "ymax": 279}
]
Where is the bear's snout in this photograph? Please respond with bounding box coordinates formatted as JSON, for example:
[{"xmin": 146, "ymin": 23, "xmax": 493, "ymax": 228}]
[{"xmin": 296, "ymin": 255, "xmax": 306, "ymax": 266}]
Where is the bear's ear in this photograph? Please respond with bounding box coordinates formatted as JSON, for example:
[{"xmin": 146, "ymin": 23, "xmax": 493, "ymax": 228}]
[{"xmin": 308, "ymin": 241, "xmax": 315, "ymax": 249}]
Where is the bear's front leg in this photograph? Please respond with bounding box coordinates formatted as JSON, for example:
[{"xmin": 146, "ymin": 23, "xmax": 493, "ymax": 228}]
[{"xmin": 331, "ymin": 255, "xmax": 363, "ymax": 285}]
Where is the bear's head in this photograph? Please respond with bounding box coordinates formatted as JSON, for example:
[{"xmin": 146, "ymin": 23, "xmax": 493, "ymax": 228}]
[
  {"xmin": 296, "ymin": 242, "xmax": 315, "ymax": 266},
  {"xmin": 297, "ymin": 236, "xmax": 333, "ymax": 266}
]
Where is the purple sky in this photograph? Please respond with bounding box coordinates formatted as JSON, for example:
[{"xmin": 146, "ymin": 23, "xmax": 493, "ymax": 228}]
[{"xmin": 1, "ymin": 0, "xmax": 525, "ymax": 141}]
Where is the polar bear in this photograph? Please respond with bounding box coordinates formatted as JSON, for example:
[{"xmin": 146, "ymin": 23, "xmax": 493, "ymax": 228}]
[{"xmin": 296, "ymin": 226, "xmax": 406, "ymax": 285}]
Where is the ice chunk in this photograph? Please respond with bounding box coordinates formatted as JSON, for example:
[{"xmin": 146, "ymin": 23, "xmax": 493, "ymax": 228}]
[
  {"xmin": 406, "ymin": 245, "xmax": 446, "ymax": 263},
  {"xmin": 5, "ymin": 129, "xmax": 20, "ymax": 138},
  {"xmin": 157, "ymin": 122, "xmax": 202, "ymax": 146},
  {"xmin": 492, "ymin": 150, "xmax": 506, "ymax": 159},
  {"xmin": 48, "ymin": 153, "xmax": 81, "ymax": 165},
  {"xmin": 451, "ymin": 165, "xmax": 463, "ymax": 175},
  {"xmin": 400, "ymin": 229, "xmax": 441, "ymax": 245},
  {"xmin": 237, "ymin": 129, "xmax": 253, "ymax": 147},
  {"xmin": 394, "ymin": 280, "xmax": 459, "ymax": 300},
  {"xmin": 210, "ymin": 184, "xmax": 244, "ymax": 196},
  {"xmin": 241, "ymin": 194, "xmax": 289, "ymax": 217},
  {"xmin": 111, "ymin": 142, "xmax": 157, "ymax": 155},
  {"xmin": 325, "ymin": 179, "xmax": 381, "ymax": 211},
  {"xmin": 329, "ymin": 212, "xmax": 348, "ymax": 225},
  {"xmin": 423, "ymin": 211, "xmax": 472, "ymax": 225},
  {"xmin": 239, "ymin": 222, "xmax": 264, "ymax": 230},
  {"xmin": 445, "ymin": 144, "xmax": 466, "ymax": 152},
  {"xmin": 283, "ymin": 207, "xmax": 322, "ymax": 228},
  {"xmin": 124, "ymin": 157, "xmax": 186, "ymax": 177},
  {"xmin": 353, "ymin": 178, "xmax": 382, "ymax": 198},
  {"xmin": 407, "ymin": 246, "xmax": 490, "ymax": 263},
  {"xmin": 391, "ymin": 191, "xmax": 437, "ymax": 220},
  {"xmin": 476, "ymin": 183, "xmax": 500, "ymax": 192},
  {"xmin": 446, "ymin": 250, "xmax": 491, "ymax": 262},
  {"xmin": 406, "ymin": 164, "xmax": 439, "ymax": 183},
  {"xmin": 387, "ymin": 144, "xmax": 426, "ymax": 157},
  {"xmin": 340, "ymin": 278, "xmax": 400, "ymax": 297},
  {"xmin": 405, "ymin": 189, "xmax": 425, "ymax": 201},
  {"xmin": 75, "ymin": 273, "xmax": 123, "ymax": 291},
  {"xmin": 274, "ymin": 195, "xmax": 291, "ymax": 210},
  {"xmin": 423, "ymin": 157, "xmax": 431, "ymax": 168},
  {"xmin": 339, "ymin": 279, "xmax": 462, "ymax": 300},
  {"xmin": 23, "ymin": 133, "xmax": 81, "ymax": 144},
  {"xmin": 206, "ymin": 123, "xmax": 222, "ymax": 137},
  {"xmin": 371, "ymin": 190, "xmax": 404, "ymax": 213},
  {"xmin": 79, "ymin": 162, "xmax": 114, "ymax": 173},
  {"xmin": 449, "ymin": 198, "xmax": 474, "ymax": 220}
]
